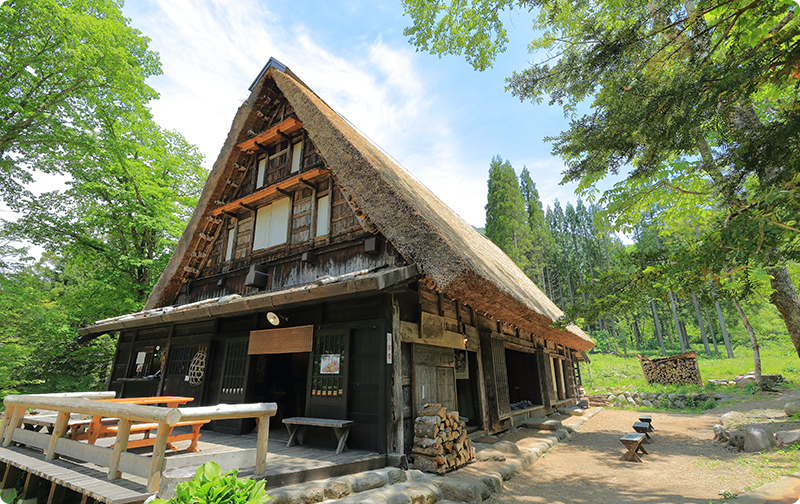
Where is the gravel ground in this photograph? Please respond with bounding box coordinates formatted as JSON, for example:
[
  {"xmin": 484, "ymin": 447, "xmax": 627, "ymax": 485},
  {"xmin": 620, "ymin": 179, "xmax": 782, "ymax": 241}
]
[{"xmin": 485, "ymin": 390, "xmax": 800, "ymax": 504}]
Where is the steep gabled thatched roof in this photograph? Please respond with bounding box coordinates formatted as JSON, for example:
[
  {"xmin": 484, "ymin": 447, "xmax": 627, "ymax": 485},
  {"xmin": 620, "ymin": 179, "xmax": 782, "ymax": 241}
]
[{"xmin": 146, "ymin": 61, "xmax": 593, "ymax": 351}]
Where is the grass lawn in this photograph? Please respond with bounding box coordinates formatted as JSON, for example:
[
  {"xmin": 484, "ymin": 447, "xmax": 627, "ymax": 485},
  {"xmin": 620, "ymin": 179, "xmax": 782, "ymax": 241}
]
[{"xmin": 581, "ymin": 334, "xmax": 800, "ymax": 396}]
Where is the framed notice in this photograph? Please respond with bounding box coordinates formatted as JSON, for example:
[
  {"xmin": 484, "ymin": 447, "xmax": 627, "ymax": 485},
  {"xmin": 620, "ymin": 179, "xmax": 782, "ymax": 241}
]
[
  {"xmin": 320, "ymin": 354, "xmax": 341, "ymax": 375},
  {"xmin": 454, "ymin": 349, "xmax": 468, "ymax": 380}
]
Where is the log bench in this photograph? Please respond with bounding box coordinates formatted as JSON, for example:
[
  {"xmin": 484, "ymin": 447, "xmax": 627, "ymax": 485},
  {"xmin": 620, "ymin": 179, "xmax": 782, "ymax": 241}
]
[
  {"xmin": 282, "ymin": 417, "xmax": 354, "ymax": 455},
  {"xmin": 633, "ymin": 421, "xmax": 652, "ymax": 442},
  {"xmin": 620, "ymin": 433, "xmax": 648, "ymax": 462}
]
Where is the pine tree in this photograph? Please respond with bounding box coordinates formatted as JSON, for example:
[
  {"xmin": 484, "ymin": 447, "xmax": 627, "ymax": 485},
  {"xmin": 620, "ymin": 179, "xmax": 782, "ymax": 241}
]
[
  {"xmin": 519, "ymin": 167, "xmax": 554, "ymax": 290},
  {"xmin": 485, "ymin": 156, "xmax": 533, "ymax": 272}
]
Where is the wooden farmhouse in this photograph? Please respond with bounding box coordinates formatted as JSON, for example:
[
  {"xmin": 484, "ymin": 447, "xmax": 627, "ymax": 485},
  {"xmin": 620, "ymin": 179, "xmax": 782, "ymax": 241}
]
[{"xmin": 79, "ymin": 58, "xmax": 595, "ymax": 459}]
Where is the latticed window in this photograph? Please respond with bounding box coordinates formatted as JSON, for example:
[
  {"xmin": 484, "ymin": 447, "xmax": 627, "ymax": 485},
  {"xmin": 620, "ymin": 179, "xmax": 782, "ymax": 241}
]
[
  {"xmin": 222, "ymin": 340, "xmax": 249, "ymax": 396},
  {"xmin": 310, "ymin": 332, "xmax": 346, "ymax": 398}
]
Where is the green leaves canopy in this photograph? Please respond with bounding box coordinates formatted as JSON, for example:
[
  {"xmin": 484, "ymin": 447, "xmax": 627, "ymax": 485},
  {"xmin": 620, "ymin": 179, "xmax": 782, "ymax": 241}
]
[{"xmin": 0, "ymin": 0, "xmax": 160, "ymax": 200}]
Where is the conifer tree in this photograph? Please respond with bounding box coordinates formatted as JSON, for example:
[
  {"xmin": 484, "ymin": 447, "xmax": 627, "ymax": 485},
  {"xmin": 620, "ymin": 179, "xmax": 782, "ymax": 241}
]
[{"xmin": 485, "ymin": 156, "xmax": 533, "ymax": 273}]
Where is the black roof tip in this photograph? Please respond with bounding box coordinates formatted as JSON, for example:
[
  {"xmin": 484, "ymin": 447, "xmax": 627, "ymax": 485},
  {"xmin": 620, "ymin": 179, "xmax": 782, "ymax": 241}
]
[{"xmin": 249, "ymin": 57, "xmax": 288, "ymax": 91}]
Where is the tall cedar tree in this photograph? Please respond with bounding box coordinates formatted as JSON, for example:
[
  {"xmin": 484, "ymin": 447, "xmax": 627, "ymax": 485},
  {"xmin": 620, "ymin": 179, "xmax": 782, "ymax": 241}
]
[
  {"xmin": 402, "ymin": 0, "xmax": 800, "ymax": 357},
  {"xmin": 485, "ymin": 156, "xmax": 533, "ymax": 273}
]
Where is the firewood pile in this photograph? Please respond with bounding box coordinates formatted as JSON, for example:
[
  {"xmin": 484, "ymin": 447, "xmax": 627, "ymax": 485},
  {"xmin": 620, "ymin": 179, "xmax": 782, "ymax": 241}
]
[
  {"xmin": 412, "ymin": 403, "xmax": 475, "ymax": 474},
  {"xmin": 639, "ymin": 351, "xmax": 702, "ymax": 386},
  {"xmin": 585, "ymin": 394, "xmax": 611, "ymax": 406}
]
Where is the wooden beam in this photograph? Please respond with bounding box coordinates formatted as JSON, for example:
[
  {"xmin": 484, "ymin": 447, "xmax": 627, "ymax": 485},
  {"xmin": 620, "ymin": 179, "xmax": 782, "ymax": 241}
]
[
  {"xmin": 276, "ymin": 187, "xmax": 292, "ymax": 198},
  {"xmin": 299, "ymin": 178, "xmax": 315, "ymax": 190},
  {"xmin": 211, "ymin": 167, "xmax": 327, "ymax": 216},
  {"xmin": 235, "ymin": 117, "xmax": 303, "ymax": 152}
]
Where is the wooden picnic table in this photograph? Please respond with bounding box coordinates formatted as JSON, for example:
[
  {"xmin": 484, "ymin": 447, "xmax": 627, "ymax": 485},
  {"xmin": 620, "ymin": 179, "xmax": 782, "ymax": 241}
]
[{"xmin": 23, "ymin": 396, "xmax": 206, "ymax": 452}]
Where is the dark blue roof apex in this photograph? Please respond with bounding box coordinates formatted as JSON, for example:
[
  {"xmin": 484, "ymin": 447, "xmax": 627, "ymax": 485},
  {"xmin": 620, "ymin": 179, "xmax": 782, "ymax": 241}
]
[{"xmin": 249, "ymin": 57, "xmax": 288, "ymax": 91}]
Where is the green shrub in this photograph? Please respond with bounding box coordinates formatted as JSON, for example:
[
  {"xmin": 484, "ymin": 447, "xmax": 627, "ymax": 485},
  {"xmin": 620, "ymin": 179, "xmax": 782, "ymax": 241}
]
[{"xmin": 152, "ymin": 462, "xmax": 271, "ymax": 504}]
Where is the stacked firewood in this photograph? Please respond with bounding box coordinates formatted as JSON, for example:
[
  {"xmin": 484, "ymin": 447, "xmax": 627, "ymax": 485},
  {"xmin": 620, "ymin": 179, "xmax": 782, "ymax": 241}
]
[
  {"xmin": 639, "ymin": 351, "xmax": 703, "ymax": 386},
  {"xmin": 412, "ymin": 403, "xmax": 475, "ymax": 474},
  {"xmin": 585, "ymin": 394, "xmax": 611, "ymax": 406}
]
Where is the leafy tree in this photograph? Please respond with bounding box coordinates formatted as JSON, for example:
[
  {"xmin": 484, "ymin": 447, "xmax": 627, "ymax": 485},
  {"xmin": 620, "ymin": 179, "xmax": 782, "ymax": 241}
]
[
  {"xmin": 485, "ymin": 155, "xmax": 534, "ymax": 273},
  {"xmin": 0, "ymin": 0, "xmax": 160, "ymax": 201},
  {"xmin": 402, "ymin": 0, "xmax": 800, "ymax": 357},
  {"xmin": 3, "ymin": 106, "xmax": 207, "ymax": 306}
]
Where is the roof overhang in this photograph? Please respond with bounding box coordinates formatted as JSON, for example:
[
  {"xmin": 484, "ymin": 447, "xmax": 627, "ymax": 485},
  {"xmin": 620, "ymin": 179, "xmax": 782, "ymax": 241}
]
[{"xmin": 79, "ymin": 264, "xmax": 421, "ymax": 342}]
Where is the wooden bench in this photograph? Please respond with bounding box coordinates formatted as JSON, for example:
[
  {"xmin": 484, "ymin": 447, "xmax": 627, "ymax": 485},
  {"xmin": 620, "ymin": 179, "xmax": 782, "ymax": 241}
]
[
  {"xmin": 105, "ymin": 420, "xmax": 209, "ymax": 452},
  {"xmin": 639, "ymin": 415, "xmax": 654, "ymax": 431},
  {"xmin": 282, "ymin": 417, "xmax": 354, "ymax": 455},
  {"xmin": 633, "ymin": 421, "xmax": 652, "ymax": 442},
  {"xmin": 620, "ymin": 433, "xmax": 648, "ymax": 462},
  {"xmin": 0, "ymin": 445, "xmax": 153, "ymax": 504}
]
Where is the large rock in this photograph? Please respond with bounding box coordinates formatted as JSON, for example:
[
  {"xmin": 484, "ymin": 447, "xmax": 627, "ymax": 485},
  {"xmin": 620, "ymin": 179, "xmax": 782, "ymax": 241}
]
[
  {"xmin": 785, "ymin": 401, "xmax": 800, "ymax": 417},
  {"xmin": 521, "ymin": 418, "xmax": 562, "ymax": 431},
  {"xmin": 776, "ymin": 430, "xmax": 800, "ymax": 445},
  {"xmin": 642, "ymin": 399, "xmax": 654, "ymax": 408},
  {"xmin": 744, "ymin": 424, "xmax": 776, "ymax": 452}
]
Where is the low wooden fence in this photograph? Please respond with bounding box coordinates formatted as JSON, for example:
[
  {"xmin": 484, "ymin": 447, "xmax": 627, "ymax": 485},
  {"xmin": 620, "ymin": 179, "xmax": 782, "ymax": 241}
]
[{"xmin": 0, "ymin": 392, "xmax": 277, "ymax": 493}]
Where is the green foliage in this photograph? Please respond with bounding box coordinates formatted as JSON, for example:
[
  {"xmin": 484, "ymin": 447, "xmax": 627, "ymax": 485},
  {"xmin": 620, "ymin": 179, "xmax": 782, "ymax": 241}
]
[
  {"xmin": 485, "ymin": 155, "xmax": 533, "ymax": 272},
  {"xmin": 0, "ymin": 248, "xmax": 116, "ymax": 395},
  {"xmin": 152, "ymin": 462, "xmax": 272, "ymax": 504},
  {"xmin": 583, "ymin": 334, "xmax": 800, "ymax": 393},
  {"xmin": 0, "ymin": 0, "xmax": 161, "ymax": 201}
]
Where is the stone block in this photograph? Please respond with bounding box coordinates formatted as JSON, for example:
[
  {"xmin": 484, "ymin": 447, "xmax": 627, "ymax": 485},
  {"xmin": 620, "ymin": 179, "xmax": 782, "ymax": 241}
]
[
  {"xmin": 476, "ymin": 449, "xmax": 506, "ymax": 462},
  {"xmin": 776, "ymin": 429, "xmax": 800, "ymax": 445},
  {"xmin": 785, "ymin": 401, "xmax": 800, "ymax": 417},
  {"xmin": 744, "ymin": 424, "xmax": 776, "ymax": 452},
  {"xmin": 521, "ymin": 418, "xmax": 562, "ymax": 431},
  {"xmin": 353, "ymin": 472, "xmax": 388, "ymax": 493}
]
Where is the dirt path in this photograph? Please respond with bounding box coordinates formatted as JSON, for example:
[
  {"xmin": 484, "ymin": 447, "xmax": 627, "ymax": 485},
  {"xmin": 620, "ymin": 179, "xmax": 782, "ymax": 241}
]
[{"xmin": 485, "ymin": 394, "xmax": 800, "ymax": 504}]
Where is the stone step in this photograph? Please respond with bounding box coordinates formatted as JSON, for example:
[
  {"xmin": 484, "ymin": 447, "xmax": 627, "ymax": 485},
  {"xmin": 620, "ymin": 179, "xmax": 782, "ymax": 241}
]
[{"xmin": 521, "ymin": 417, "xmax": 563, "ymax": 431}]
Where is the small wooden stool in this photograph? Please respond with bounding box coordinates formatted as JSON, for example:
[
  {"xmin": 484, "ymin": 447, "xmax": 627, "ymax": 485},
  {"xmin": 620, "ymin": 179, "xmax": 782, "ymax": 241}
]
[
  {"xmin": 620, "ymin": 433, "xmax": 648, "ymax": 462},
  {"xmin": 633, "ymin": 421, "xmax": 652, "ymax": 442},
  {"xmin": 639, "ymin": 415, "xmax": 654, "ymax": 431}
]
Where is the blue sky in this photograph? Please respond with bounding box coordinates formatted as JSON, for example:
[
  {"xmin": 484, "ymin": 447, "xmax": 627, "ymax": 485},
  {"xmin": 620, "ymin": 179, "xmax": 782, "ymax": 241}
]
[{"xmin": 123, "ymin": 0, "xmax": 593, "ymax": 228}]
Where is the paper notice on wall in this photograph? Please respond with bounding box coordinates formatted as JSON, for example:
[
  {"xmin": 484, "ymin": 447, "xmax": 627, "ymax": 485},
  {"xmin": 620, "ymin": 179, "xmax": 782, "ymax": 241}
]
[{"xmin": 321, "ymin": 354, "xmax": 340, "ymax": 374}]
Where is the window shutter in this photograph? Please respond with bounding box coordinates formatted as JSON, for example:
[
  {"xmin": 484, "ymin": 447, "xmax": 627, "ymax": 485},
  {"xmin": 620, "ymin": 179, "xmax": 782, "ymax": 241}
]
[
  {"xmin": 290, "ymin": 142, "xmax": 302, "ymax": 173},
  {"xmin": 225, "ymin": 222, "xmax": 237, "ymax": 261},
  {"xmin": 315, "ymin": 195, "xmax": 330, "ymax": 237},
  {"xmin": 256, "ymin": 157, "xmax": 267, "ymax": 188},
  {"xmin": 268, "ymin": 197, "xmax": 290, "ymax": 247},
  {"xmin": 253, "ymin": 204, "xmax": 273, "ymax": 250}
]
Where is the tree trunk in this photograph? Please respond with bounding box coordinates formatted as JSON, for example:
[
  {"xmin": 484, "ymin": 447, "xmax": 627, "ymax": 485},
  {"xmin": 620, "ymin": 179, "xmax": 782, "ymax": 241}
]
[
  {"xmin": 668, "ymin": 291, "xmax": 686, "ymax": 352},
  {"xmin": 562, "ymin": 251, "xmax": 574, "ymax": 307},
  {"xmin": 633, "ymin": 317, "xmax": 642, "ymax": 352},
  {"xmin": 733, "ymin": 298, "xmax": 762, "ymax": 388},
  {"xmin": 767, "ymin": 265, "xmax": 800, "ymax": 358},
  {"xmin": 704, "ymin": 307, "xmax": 720, "ymax": 358},
  {"xmin": 715, "ymin": 299, "xmax": 734, "ymax": 358},
  {"xmin": 692, "ymin": 293, "xmax": 711, "ymax": 356},
  {"xmin": 651, "ymin": 301, "xmax": 666, "ymax": 356},
  {"xmin": 663, "ymin": 317, "xmax": 674, "ymax": 350}
]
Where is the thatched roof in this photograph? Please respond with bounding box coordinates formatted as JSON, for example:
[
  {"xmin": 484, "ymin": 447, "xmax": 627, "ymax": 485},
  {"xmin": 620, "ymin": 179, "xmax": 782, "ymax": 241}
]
[{"xmin": 146, "ymin": 61, "xmax": 593, "ymax": 351}]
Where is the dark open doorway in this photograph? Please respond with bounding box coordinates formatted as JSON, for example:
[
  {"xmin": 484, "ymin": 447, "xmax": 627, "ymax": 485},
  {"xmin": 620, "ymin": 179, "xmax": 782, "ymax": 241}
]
[{"xmin": 249, "ymin": 352, "xmax": 310, "ymax": 428}]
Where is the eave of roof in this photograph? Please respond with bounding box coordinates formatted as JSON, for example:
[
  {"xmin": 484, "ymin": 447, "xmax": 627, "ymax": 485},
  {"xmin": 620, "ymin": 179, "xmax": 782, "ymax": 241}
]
[{"xmin": 79, "ymin": 264, "xmax": 420, "ymax": 342}]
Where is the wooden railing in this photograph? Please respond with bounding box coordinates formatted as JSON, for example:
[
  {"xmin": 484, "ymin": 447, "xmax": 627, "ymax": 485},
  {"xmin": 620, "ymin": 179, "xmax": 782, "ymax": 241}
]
[{"xmin": 0, "ymin": 393, "xmax": 277, "ymax": 493}]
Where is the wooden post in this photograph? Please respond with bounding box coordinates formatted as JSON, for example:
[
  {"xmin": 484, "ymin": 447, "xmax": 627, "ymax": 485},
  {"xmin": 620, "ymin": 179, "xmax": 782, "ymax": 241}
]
[
  {"xmin": 147, "ymin": 423, "xmax": 170, "ymax": 493},
  {"xmin": 254, "ymin": 414, "xmax": 270, "ymax": 476},
  {"xmin": 390, "ymin": 296, "xmax": 404, "ymax": 454},
  {"xmin": 3, "ymin": 407, "xmax": 25, "ymax": 447},
  {"xmin": 108, "ymin": 419, "xmax": 132, "ymax": 480},
  {"xmin": 0, "ymin": 407, "xmax": 13, "ymax": 443},
  {"xmin": 20, "ymin": 473, "xmax": 41, "ymax": 503},
  {"xmin": 45, "ymin": 411, "xmax": 71, "ymax": 460}
]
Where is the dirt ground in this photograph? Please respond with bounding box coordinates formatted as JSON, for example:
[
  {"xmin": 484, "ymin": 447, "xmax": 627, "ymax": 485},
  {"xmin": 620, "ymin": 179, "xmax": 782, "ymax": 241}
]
[{"xmin": 485, "ymin": 389, "xmax": 800, "ymax": 504}]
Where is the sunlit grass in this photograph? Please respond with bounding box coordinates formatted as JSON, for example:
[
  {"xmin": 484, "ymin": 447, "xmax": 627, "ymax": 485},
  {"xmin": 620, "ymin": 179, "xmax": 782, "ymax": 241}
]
[{"xmin": 582, "ymin": 335, "xmax": 800, "ymax": 395}]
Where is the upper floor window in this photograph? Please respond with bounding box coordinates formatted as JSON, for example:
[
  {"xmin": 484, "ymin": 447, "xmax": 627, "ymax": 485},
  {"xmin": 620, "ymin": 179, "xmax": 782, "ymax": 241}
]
[
  {"xmin": 256, "ymin": 141, "xmax": 289, "ymax": 189},
  {"xmin": 253, "ymin": 197, "xmax": 291, "ymax": 250}
]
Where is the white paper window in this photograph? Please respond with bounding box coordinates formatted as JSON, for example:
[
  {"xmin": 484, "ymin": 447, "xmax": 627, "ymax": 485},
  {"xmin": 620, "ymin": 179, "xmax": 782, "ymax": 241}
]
[
  {"xmin": 290, "ymin": 141, "xmax": 302, "ymax": 173},
  {"xmin": 253, "ymin": 198, "xmax": 290, "ymax": 250},
  {"xmin": 256, "ymin": 157, "xmax": 267, "ymax": 188},
  {"xmin": 225, "ymin": 222, "xmax": 237, "ymax": 261},
  {"xmin": 315, "ymin": 195, "xmax": 330, "ymax": 237}
]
